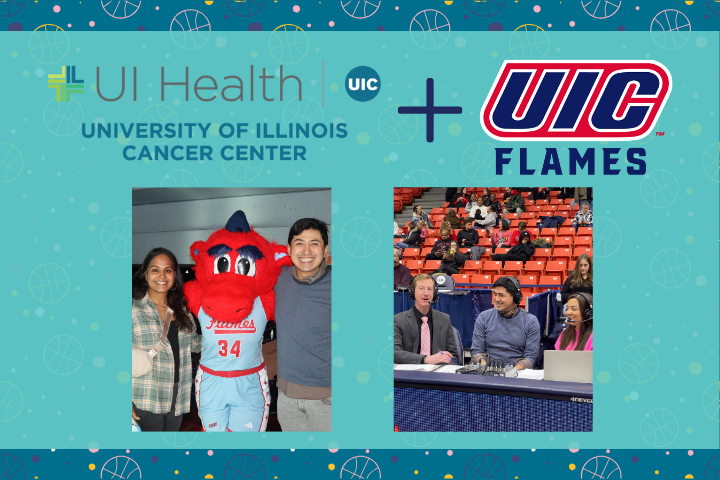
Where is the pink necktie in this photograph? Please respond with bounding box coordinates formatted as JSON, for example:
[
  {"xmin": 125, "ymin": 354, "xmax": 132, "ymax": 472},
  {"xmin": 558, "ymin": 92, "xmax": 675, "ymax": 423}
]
[{"xmin": 420, "ymin": 317, "xmax": 431, "ymax": 356}]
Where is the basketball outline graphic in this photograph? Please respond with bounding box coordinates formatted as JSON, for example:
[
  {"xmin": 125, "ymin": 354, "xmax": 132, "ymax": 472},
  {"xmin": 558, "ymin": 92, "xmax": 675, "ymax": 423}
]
[
  {"xmin": 161, "ymin": 432, "xmax": 198, "ymax": 447},
  {"xmin": 400, "ymin": 431, "xmax": 437, "ymax": 447},
  {"xmin": 0, "ymin": 454, "xmax": 25, "ymax": 478},
  {"xmin": 378, "ymin": 104, "xmax": 419, "ymax": 145},
  {"xmin": 701, "ymin": 142, "xmax": 720, "ymax": 183},
  {"xmin": 341, "ymin": 0, "xmax": 381, "ymax": 19},
  {"xmin": 650, "ymin": 9, "xmax": 691, "ymax": 50},
  {"xmin": 399, "ymin": 169, "xmax": 439, "ymax": 188},
  {"xmin": 43, "ymin": 96, "xmax": 84, "ymax": 136},
  {"xmin": 160, "ymin": 169, "xmax": 199, "ymax": 188},
  {"xmin": 1, "ymin": 142, "xmax": 23, "ymax": 183},
  {"xmin": 580, "ymin": 456, "xmax": 621, "ymax": 479},
  {"xmin": 582, "ymin": 0, "xmax": 621, "ymax": 19},
  {"xmin": 0, "ymin": 0, "xmax": 25, "ymax": 18},
  {"xmin": 224, "ymin": 454, "xmax": 266, "ymax": 479},
  {"xmin": 409, "ymin": 9, "xmax": 451, "ymax": 50},
  {"xmin": 269, "ymin": 24, "xmax": 309, "ymax": 64},
  {"xmin": 170, "ymin": 9, "xmax": 211, "ymax": 50},
  {"xmin": 283, "ymin": 96, "xmax": 323, "ymax": 128},
  {"xmin": 29, "ymin": 263, "xmax": 70, "ymax": 303},
  {"xmin": 702, "ymin": 381, "xmax": 720, "ymax": 422},
  {"xmin": 101, "ymin": 0, "xmax": 141, "ymax": 19},
  {"xmin": 640, "ymin": 170, "xmax": 679, "ymax": 208},
  {"xmin": 640, "ymin": 408, "xmax": 679, "ymax": 447},
  {"xmin": 101, "ymin": 217, "xmax": 132, "ymax": 258},
  {"xmin": 464, "ymin": 0, "xmax": 505, "ymax": 18},
  {"xmin": 139, "ymin": 104, "xmax": 179, "ymax": 145},
  {"xmin": 510, "ymin": 24, "xmax": 550, "ymax": 60},
  {"xmin": 650, "ymin": 248, "xmax": 691, "ymax": 289},
  {"xmin": 29, "ymin": 24, "xmax": 69, "ymax": 64},
  {"xmin": 378, "ymin": 345, "xmax": 393, "ymax": 382},
  {"xmin": 225, "ymin": 0, "xmax": 265, "ymax": 17},
  {"xmin": 340, "ymin": 217, "xmax": 381, "ymax": 258},
  {"xmin": 1, "ymin": 382, "xmax": 23, "ymax": 422},
  {"xmin": 340, "ymin": 456, "xmax": 381, "ymax": 479},
  {"xmin": 462, "ymin": 142, "xmax": 498, "ymax": 184},
  {"xmin": 100, "ymin": 456, "xmax": 141, "ymax": 479},
  {"xmin": 43, "ymin": 335, "xmax": 84, "ymax": 375},
  {"xmin": 618, "ymin": 343, "xmax": 659, "ymax": 384},
  {"xmin": 592, "ymin": 216, "xmax": 621, "ymax": 258},
  {"xmin": 464, "ymin": 453, "xmax": 506, "ymax": 479},
  {"xmin": 221, "ymin": 142, "xmax": 263, "ymax": 183}
]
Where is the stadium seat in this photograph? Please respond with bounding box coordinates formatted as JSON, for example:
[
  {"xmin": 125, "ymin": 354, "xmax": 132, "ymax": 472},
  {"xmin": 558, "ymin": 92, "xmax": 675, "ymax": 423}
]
[
  {"xmin": 410, "ymin": 188, "xmax": 422, "ymax": 198},
  {"xmin": 525, "ymin": 200, "xmax": 535, "ymax": 206},
  {"xmin": 505, "ymin": 213, "xmax": 519, "ymax": 220},
  {"xmin": 539, "ymin": 275, "xmax": 563, "ymax": 286},
  {"xmin": 431, "ymin": 208, "xmax": 444, "ymax": 215},
  {"xmin": 550, "ymin": 198, "xmax": 563, "ymax": 205},
  {"xmin": 526, "ymin": 205, "xmax": 542, "ymax": 213},
  {"xmin": 545, "ymin": 261, "xmax": 567, "ymax": 275},
  {"xmin": 427, "ymin": 229, "xmax": 437, "ymax": 237},
  {"xmin": 471, "ymin": 274, "xmax": 493, "ymax": 285},
  {"xmin": 452, "ymin": 274, "xmax": 471, "ymax": 285},
  {"xmin": 482, "ymin": 261, "xmax": 503, "ymax": 275},
  {"xmin": 564, "ymin": 198, "xmax": 573, "ymax": 204},
  {"xmin": 463, "ymin": 261, "xmax": 483, "ymax": 274},
  {"xmin": 539, "ymin": 227, "xmax": 557, "ymax": 236},
  {"xmin": 538, "ymin": 236, "xmax": 554, "ymax": 245},
  {"xmin": 535, "ymin": 199, "xmax": 549, "ymax": 205},
  {"xmin": 478, "ymin": 238, "xmax": 492, "ymax": 247},
  {"xmin": 504, "ymin": 261, "xmax": 524, "ymax": 275},
  {"xmin": 549, "ymin": 191, "xmax": 559, "ymax": 198},
  {"xmin": 421, "ymin": 247, "xmax": 433, "ymax": 257},
  {"xmin": 558, "ymin": 205, "xmax": 572, "ymax": 211},
  {"xmin": 521, "ymin": 212, "xmax": 536, "ymax": 220},
  {"xmin": 524, "ymin": 261, "xmax": 545, "ymax": 275},
  {"xmin": 543, "ymin": 205, "xmax": 559, "ymax": 212},
  {"xmin": 559, "ymin": 227, "xmax": 575, "ymax": 236},
  {"xmin": 527, "ymin": 228, "xmax": 540, "ymax": 237},
  {"xmin": 404, "ymin": 260, "xmax": 423, "ymax": 275},
  {"xmin": 568, "ymin": 260, "xmax": 576, "ymax": 273},
  {"xmin": 557, "ymin": 211, "xmax": 570, "ymax": 218},
  {"xmin": 442, "ymin": 202, "xmax": 450, "ymax": 208},
  {"xmin": 554, "ymin": 248, "xmax": 573, "ymax": 261},
  {"xmin": 554, "ymin": 237, "xmax": 574, "ymax": 247},
  {"xmin": 425, "ymin": 237, "xmax": 438, "ymax": 247},
  {"xmin": 575, "ymin": 247, "xmax": 593, "ymax": 257},
  {"xmin": 404, "ymin": 248, "xmax": 421, "ymax": 259},
  {"xmin": 521, "ymin": 192, "xmax": 530, "ymax": 198},
  {"xmin": 517, "ymin": 275, "xmax": 539, "ymax": 286},
  {"xmin": 510, "ymin": 220, "xmax": 521, "ymax": 228},
  {"xmin": 578, "ymin": 227, "xmax": 593, "ymax": 235},
  {"xmin": 495, "ymin": 248, "xmax": 510, "ymax": 255},
  {"xmin": 575, "ymin": 236, "xmax": 593, "ymax": 247},
  {"xmin": 534, "ymin": 248, "xmax": 552, "ymax": 260},
  {"xmin": 423, "ymin": 260, "xmax": 441, "ymax": 273}
]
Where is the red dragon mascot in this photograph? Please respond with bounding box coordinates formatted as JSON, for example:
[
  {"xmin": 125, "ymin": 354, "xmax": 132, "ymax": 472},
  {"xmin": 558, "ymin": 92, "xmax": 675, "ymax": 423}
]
[{"xmin": 184, "ymin": 210, "xmax": 292, "ymax": 432}]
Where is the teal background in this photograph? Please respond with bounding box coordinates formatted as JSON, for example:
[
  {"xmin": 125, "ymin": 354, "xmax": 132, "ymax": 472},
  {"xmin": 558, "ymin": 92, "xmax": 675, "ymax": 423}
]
[{"xmin": 0, "ymin": 31, "xmax": 718, "ymax": 452}]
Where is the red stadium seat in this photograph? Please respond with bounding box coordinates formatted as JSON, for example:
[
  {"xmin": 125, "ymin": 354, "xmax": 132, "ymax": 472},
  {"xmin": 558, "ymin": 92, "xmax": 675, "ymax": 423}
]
[
  {"xmin": 578, "ymin": 227, "xmax": 593, "ymax": 235},
  {"xmin": 554, "ymin": 237, "xmax": 574, "ymax": 247},
  {"xmin": 482, "ymin": 261, "xmax": 503, "ymax": 275},
  {"xmin": 521, "ymin": 192, "xmax": 530, "ymax": 198},
  {"xmin": 539, "ymin": 275, "xmax": 563, "ymax": 286},
  {"xmin": 545, "ymin": 261, "xmax": 567, "ymax": 275},
  {"xmin": 471, "ymin": 274, "xmax": 493, "ymax": 285},
  {"xmin": 504, "ymin": 261, "xmax": 524, "ymax": 275},
  {"xmin": 404, "ymin": 248, "xmax": 421, "ymax": 259},
  {"xmin": 520, "ymin": 212, "xmax": 536, "ymax": 220},
  {"xmin": 423, "ymin": 260, "xmax": 441, "ymax": 273},
  {"xmin": 574, "ymin": 247, "xmax": 593, "ymax": 257},
  {"xmin": 549, "ymin": 191, "xmax": 559, "ymax": 198},
  {"xmin": 558, "ymin": 205, "xmax": 572, "ymax": 211},
  {"xmin": 495, "ymin": 248, "xmax": 510, "ymax": 255},
  {"xmin": 568, "ymin": 260, "xmax": 576, "ymax": 272},
  {"xmin": 510, "ymin": 220, "xmax": 521, "ymax": 228},
  {"xmin": 564, "ymin": 198, "xmax": 573, "ymax": 204},
  {"xmin": 421, "ymin": 248, "xmax": 433, "ymax": 257},
  {"xmin": 517, "ymin": 275, "xmax": 539, "ymax": 286},
  {"xmin": 575, "ymin": 236, "xmax": 593, "ymax": 247},
  {"xmin": 453, "ymin": 274, "xmax": 471, "ymax": 285},
  {"xmin": 550, "ymin": 199, "xmax": 563, "ymax": 205},
  {"xmin": 431, "ymin": 208, "xmax": 444, "ymax": 215},
  {"xmin": 535, "ymin": 199, "xmax": 549, "ymax": 205},
  {"xmin": 478, "ymin": 238, "xmax": 492, "ymax": 247},
  {"xmin": 463, "ymin": 261, "xmax": 483, "ymax": 274},
  {"xmin": 525, "ymin": 200, "xmax": 535, "ymax": 206},
  {"xmin": 404, "ymin": 260, "xmax": 423, "ymax": 275},
  {"xmin": 543, "ymin": 205, "xmax": 559, "ymax": 212},
  {"xmin": 524, "ymin": 261, "xmax": 545, "ymax": 275},
  {"xmin": 554, "ymin": 248, "xmax": 573, "ymax": 261},
  {"xmin": 538, "ymin": 236, "xmax": 554, "ymax": 245},
  {"xmin": 526, "ymin": 205, "xmax": 542, "ymax": 212},
  {"xmin": 534, "ymin": 248, "xmax": 552, "ymax": 259},
  {"xmin": 411, "ymin": 188, "xmax": 422, "ymax": 198},
  {"xmin": 539, "ymin": 228, "xmax": 557, "ymax": 236},
  {"xmin": 527, "ymin": 227, "xmax": 540, "ymax": 237},
  {"xmin": 505, "ymin": 213, "xmax": 519, "ymax": 220},
  {"xmin": 425, "ymin": 237, "xmax": 438, "ymax": 247},
  {"xmin": 476, "ymin": 229, "xmax": 488, "ymax": 237},
  {"xmin": 559, "ymin": 227, "xmax": 575, "ymax": 236}
]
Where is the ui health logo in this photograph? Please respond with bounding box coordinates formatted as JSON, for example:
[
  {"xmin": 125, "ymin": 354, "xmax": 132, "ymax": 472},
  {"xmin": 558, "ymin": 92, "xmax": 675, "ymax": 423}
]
[
  {"xmin": 47, "ymin": 66, "xmax": 84, "ymax": 102},
  {"xmin": 345, "ymin": 66, "xmax": 380, "ymax": 102},
  {"xmin": 480, "ymin": 60, "xmax": 671, "ymax": 141}
]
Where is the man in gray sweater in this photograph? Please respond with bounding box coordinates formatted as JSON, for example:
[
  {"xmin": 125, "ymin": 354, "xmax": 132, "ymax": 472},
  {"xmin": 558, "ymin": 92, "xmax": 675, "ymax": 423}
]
[
  {"xmin": 275, "ymin": 218, "xmax": 331, "ymax": 431},
  {"xmin": 470, "ymin": 276, "xmax": 540, "ymax": 370}
]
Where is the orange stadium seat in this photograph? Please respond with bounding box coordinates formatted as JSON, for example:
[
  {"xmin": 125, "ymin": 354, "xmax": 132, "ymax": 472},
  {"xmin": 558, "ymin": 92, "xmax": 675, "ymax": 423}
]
[
  {"xmin": 505, "ymin": 213, "xmax": 519, "ymax": 220},
  {"xmin": 564, "ymin": 198, "xmax": 573, "ymax": 204},
  {"xmin": 575, "ymin": 247, "xmax": 593, "ymax": 257},
  {"xmin": 423, "ymin": 260, "xmax": 441, "ymax": 273},
  {"xmin": 495, "ymin": 248, "xmax": 510, "ymax": 255},
  {"xmin": 545, "ymin": 261, "xmax": 567, "ymax": 275},
  {"xmin": 478, "ymin": 238, "xmax": 492, "ymax": 247},
  {"xmin": 504, "ymin": 261, "xmax": 524, "ymax": 275},
  {"xmin": 526, "ymin": 205, "xmax": 542, "ymax": 213},
  {"xmin": 550, "ymin": 198, "xmax": 563, "ymax": 205},
  {"xmin": 472, "ymin": 274, "xmax": 493, "ymax": 285},
  {"xmin": 524, "ymin": 261, "xmax": 545, "ymax": 275},
  {"xmin": 534, "ymin": 248, "xmax": 552, "ymax": 259},
  {"xmin": 535, "ymin": 199, "xmax": 549, "ymax": 205},
  {"xmin": 527, "ymin": 228, "xmax": 540, "ymax": 236},
  {"xmin": 539, "ymin": 275, "xmax": 563, "ymax": 286},
  {"xmin": 575, "ymin": 236, "xmax": 593, "ymax": 247},
  {"xmin": 431, "ymin": 208, "xmax": 444, "ymax": 215},
  {"xmin": 578, "ymin": 227, "xmax": 593, "ymax": 235},
  {"xmin": 483, "ymin": 261, "xmax": 503, "ymax": 275},
  {"xmin": 421, "ymin": 247, "xmax": 433, "ymax": 257},
  {"xmin": 425, "ymin": 237, "xmax": 438, "ymax": 247},
  {"xmin": 559, "ymin": 227, "xmax": 575, "ymax": 236},
  {"xmin": 554, "ymin": 237, "xmax": 574, "ymax": 247},
  {"xmin": 404, "ymin": 260, "xmax": 423, "ymax": 275},
  {"xmin": 525, "ymin": 200, "xmax": 535, "ymax": 206},
  {"xmin": 539, "ymin": 228, "xmax": 557, "ymax": 236},
  {"xmin": 453, "ymin": 274, "xmax": 471, "ymax": 285},
  {"xmin": 404, "ymin": 248, "xmax": 421, "ymax": 259},
  {"xmin": 568, "ymin": 260, "xmax": 577, "ymax": 272},
  {"xmin": 463, "ymin": 261, "xmax": 483, "ymax": 274},
  {"xmin": 554, "ymin": 248, "xmax": 573, "ymax": 261},
  {"xmin": 521, "ymin": 212, "xmax": 536, "ymax": 220}
]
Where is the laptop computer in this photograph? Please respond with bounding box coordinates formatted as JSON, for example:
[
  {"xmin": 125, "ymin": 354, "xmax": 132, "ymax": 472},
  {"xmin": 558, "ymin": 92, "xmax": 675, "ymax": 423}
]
[{"xmin": 544, "ymin": 350, "xmax": 593, "ymax": 384}]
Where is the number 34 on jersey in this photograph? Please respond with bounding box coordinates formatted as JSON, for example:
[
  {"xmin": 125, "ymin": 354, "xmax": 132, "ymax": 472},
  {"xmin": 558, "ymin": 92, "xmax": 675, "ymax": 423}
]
[{"xmin": 218, "ymin": 339, "xmax": 241, "ymax": 357}]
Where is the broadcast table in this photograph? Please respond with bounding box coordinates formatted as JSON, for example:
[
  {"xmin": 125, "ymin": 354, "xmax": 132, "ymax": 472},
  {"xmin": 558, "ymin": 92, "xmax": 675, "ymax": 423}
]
[{"xmin": 394, "ymin": 370, "xmax": 593, "ymax": 432}]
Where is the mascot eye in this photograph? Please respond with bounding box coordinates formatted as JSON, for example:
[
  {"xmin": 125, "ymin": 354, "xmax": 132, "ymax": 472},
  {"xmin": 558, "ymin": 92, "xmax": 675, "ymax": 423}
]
[
  {"xmin": 213, "ymin": 254, "xmax": 232, "ymax": 274},
  {"xmin": 235, "ymin": 256, "xmax": 256, "ymax": 277}
]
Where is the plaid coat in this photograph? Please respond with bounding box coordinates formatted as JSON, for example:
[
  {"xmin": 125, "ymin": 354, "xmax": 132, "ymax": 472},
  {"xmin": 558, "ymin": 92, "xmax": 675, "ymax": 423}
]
[
  {"xmin": 132, "ymin": 293, "xmax": 202, "ymax": 415},
  {"xmin": 572, "ymin": 210, "xmax": 593, "ymax": 227}
]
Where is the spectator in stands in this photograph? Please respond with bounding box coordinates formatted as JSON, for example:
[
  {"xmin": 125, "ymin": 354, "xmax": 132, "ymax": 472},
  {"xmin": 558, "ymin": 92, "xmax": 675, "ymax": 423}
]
[
  {"xmin": 509, "ymin": 221, "xmax": 532, "ymax": 246},
  {"xmin": 451, "ymin": 188, "xmax": 470, "ymax": 210},
  {"xmin": 560, "ymin": 254, "xmax": 593, "ymax": 303},
  {"xmin": 425, "ymin": 228, "xmax": 453, "ymax": 262},
  {"xmin": 489, "ymin": 193, "xmax": 502, "ymax": 219},
  {"xmin": 417, "ymin": 220, "xmax": 430, "ymax": 241},
  {"xmin": 395, "ymin": 222, "xmax": 422, "ymax": 250},
  {"xmin": 534, "ymin": 188, "xmax": 549, "ymax": 200},
  {"xmin": 479, "ymin": 188, "xmax": 491, "ymax": 206},
  {"xmin": 470, "ymin": 277, "xmax": 541, "ymax": 369},
  {"xmin": 444, "ymin": 208, "xmax": 462, "ymax": 229},
  {"xmin": 570, "ymin": 187, "xmax": 591, "ymax": 211},
  {"xmin": 465, "ymin": 193, "xmax": 482, "ymax": 219},
  {"xmin": 439, "ymin": 220, "xmax": 457, "ymax": 241},
  {"xmin": 502, "ymin": 187, "xmax": 513, "ymax": 202},
  {"xmin": 557, "ymin": 187, "xmax": 575, "ymax": 201},
  {"xmin": 491, "ymin": 219, "xmax": 513, "ymax": 253},
  {"xmin": 475, "ymin": 205, "xmax": 498, "ymax": 235},
  {"xmin": 394, "ymin": 221, "xmax": 404, "ymax": 238},
  {"xmin": 412, "ymin": 205, "xmax": 433, "ymax": 229},
  {"xmin": 394, "ymin": 274, "xmax": 460, "ymax": 364},
  {"xmin": 572, "ymin": 201, "xmax": 593, "ymax": 233},
  {"xmin": 444, "ymin": 187, "xmax": 458, "ymax": 204},
  {"xmin": 458, "ymin": 218, "xmax": 486, "ymax": 261},
  {"xmin": 555, "ymin": 293, "xmax": 593, "ymax": 351},
  {"xmin": 437, "ymin": 241, "xmax": 467, "ymax": 275},
  {"xmin": 394, "ymin": 248, "xmax": 412, "ymax": 289},
  {"xmin": 492, "ymin": 231, "xmax": 536, "ymax": 267},
  {"xmin": 503, "ymin": 190, "xmax": 525, "ymax": 216}
]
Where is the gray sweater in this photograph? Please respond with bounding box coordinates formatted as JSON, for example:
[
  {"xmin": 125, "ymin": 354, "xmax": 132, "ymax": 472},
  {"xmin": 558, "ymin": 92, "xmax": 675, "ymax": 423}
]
[
  {"xmin": 470, "ymin": 308, "xmax": 541, "ymax": 368},
  {"xmin": 275, "ymin": 266, "xmax": 332, "ymax": 387}
]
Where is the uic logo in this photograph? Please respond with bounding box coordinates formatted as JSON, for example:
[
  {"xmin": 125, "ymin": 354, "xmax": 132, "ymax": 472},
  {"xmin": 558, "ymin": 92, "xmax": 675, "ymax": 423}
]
[
  {"xmin": 48, "ymin": 66, "xmax": 84, "ymax": 102},
  {"xmin": 345, "ymin": 66, "xmax": 380, "ymax": 102}
]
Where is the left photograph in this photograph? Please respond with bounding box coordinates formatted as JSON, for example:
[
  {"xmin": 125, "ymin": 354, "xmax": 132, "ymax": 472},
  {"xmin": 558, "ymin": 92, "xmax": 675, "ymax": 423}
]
[{"xmin": 131, "ymin": 188, "xmax": 332, "ymax": 433}]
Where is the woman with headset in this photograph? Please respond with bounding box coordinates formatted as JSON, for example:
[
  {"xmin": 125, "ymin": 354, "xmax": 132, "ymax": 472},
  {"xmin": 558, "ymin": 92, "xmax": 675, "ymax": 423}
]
[{"xmin": 555, "ymin": 292, "xmax": 593, "ymax": 351}]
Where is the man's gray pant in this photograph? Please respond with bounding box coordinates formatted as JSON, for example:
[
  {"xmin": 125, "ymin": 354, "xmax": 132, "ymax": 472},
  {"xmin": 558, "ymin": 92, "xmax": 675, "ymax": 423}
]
[{"xmin": 277, "ymin": 390, "xmax": 331, "ymax": 431}]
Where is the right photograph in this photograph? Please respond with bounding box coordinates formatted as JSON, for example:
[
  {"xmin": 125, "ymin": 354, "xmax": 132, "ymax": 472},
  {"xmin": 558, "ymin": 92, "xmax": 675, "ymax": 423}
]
[{"xmin": 393, "ymin": 187, "xmax": 594, "ymax": 432}]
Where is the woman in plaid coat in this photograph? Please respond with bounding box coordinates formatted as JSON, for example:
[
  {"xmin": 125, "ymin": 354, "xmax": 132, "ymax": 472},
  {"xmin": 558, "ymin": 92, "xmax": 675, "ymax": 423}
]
[{"xmin": 132, "ymin": 247, "xmax": 202, "ymax": 432}]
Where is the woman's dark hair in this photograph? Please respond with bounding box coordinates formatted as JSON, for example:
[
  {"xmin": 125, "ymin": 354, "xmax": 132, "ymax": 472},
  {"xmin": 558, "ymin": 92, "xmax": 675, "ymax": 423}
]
[
  {"xmin": 559, "ymin": 293, "xmax": 593, "ymax": 351},
  {"xmin": 132, "ymin": 247, "xmax": 195, "ymax": 333},
  {"xmin": 490, "ymin": 193, "xmax": 496, "ymax": 200},
  {"xmin": 500, "ymin": 219, "xmax": 510, "ymax": 231},
  {"xmin": 288, "ymin": 218, "xmax": 329, "ymax": 247}
]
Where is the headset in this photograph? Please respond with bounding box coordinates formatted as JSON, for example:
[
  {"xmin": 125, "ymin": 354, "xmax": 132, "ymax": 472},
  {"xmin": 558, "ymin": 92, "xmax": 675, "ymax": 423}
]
[
  {"xmin": 408, "ymin": 274, "xmax": 439, "ymax": 304},
  {"xmin": 493, "ymin": 276, "xmax": 523, "ymax": 306},
  {"xmin": 573, "ymin": 292, "xmax": 594, "ymax": 322}
]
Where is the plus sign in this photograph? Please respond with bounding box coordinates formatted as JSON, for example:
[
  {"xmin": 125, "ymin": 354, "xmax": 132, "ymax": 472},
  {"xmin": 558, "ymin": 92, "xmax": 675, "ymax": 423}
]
[{"xmin": 397, "ymin": 78, "xmax": 462, "ymax": 142}]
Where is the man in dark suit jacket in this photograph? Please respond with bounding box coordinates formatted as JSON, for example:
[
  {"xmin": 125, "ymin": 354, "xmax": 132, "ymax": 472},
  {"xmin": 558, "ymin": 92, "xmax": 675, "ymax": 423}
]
[{"xmin": 394, "ymin": 274, "xmax": 460, "ymax": 364}]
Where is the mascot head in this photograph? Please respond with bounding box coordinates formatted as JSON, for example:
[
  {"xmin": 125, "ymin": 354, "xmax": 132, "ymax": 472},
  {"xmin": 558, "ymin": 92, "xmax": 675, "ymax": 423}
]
[{"xmin": 187, "ymin": 210, "xmax": 292, "ymax": 322}]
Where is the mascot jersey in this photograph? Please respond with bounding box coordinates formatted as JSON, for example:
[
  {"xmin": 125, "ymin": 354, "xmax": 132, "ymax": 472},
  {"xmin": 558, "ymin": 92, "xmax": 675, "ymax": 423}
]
[{"xmin": 197, "ymin": 297, "xmax": 267, "ymax": 373}]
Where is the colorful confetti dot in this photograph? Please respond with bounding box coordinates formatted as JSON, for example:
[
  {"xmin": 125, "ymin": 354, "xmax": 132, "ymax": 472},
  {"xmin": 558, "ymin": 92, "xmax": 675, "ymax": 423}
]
[
  {"xmin": 89, "ymin": 21, "xmax": 95, "ymax": 27},
  {"xmin": 569, "ymin": 21, "xmax": 576, "ymax": 27},
  {"xmin": 569, "ymin": 464, "xmax": 576, "ymax": 470},
  {"xmin": 391, "ymin": 456, "xmax": 398, "ymax": 463},
  {"xmin": 329, "ymin": 464, "xmax": 336, "ymax": 471},
  {"xmin": 53, "ymin": 5, "xmax": 60, "ymax": 12},
  {"xmin": 329, "ymin": 21, "xmax": 335, "ymax": 27},
  {"xmin": 89, "ymin": 464, "xmax": 96, "ymax": 471},
  {"xmin": 688, "ymin": 450, "xmax": 694, "ymax": 456},
  {"xmin": 31, "ymin": 455, "xmax": 39, "ymax": 462},
  {"xmin": 175, "ymin": 471, "xmax": 179, "ymax": 475},
  {"xmin": 632, "ymin": 456, "xmax": 639, "ymax": 462},
  {"xmin": 208, "ymin": 450, "xmax": 214, "ymax": 456},
  {"xmin": 151, "ymin": 456, "xmax": 158, "ymax": 463},
  {"xmin": 447, "ymin": 450, "xmax": 453, "ymax": 456},
  {"xmin": 414, "ymin": 471, "xmax": 419, "ymax": 475},
  {"xmin": 271, "ymin": 455, "xmax": 279, "ymax": 462},
  {"xmin": 655, "ymin": 471, "xmax": 659, "ymax": 475},
  {"xmin": 512, "ymin": 455, "xmax": 519, "ymax": 462},
  {"xmin": 533, "ymin": 5, "xmax": 540, "ymax": 12},
  {"xmin": 293, "ymin": 5, "xmax": 300, "ymax": 12}
]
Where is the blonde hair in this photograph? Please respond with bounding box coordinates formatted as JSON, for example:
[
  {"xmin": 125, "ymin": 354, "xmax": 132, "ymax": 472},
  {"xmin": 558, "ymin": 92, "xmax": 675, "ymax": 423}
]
[{"xmin": 417, "ymin": 220, "xmax": 428, "ymax": 229}]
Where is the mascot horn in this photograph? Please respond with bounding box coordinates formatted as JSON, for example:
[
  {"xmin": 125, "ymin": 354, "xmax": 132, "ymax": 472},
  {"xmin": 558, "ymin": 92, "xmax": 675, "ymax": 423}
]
[{"xmin": 184, "ymin": 210, "xmax": 292, "ymax": 432}]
